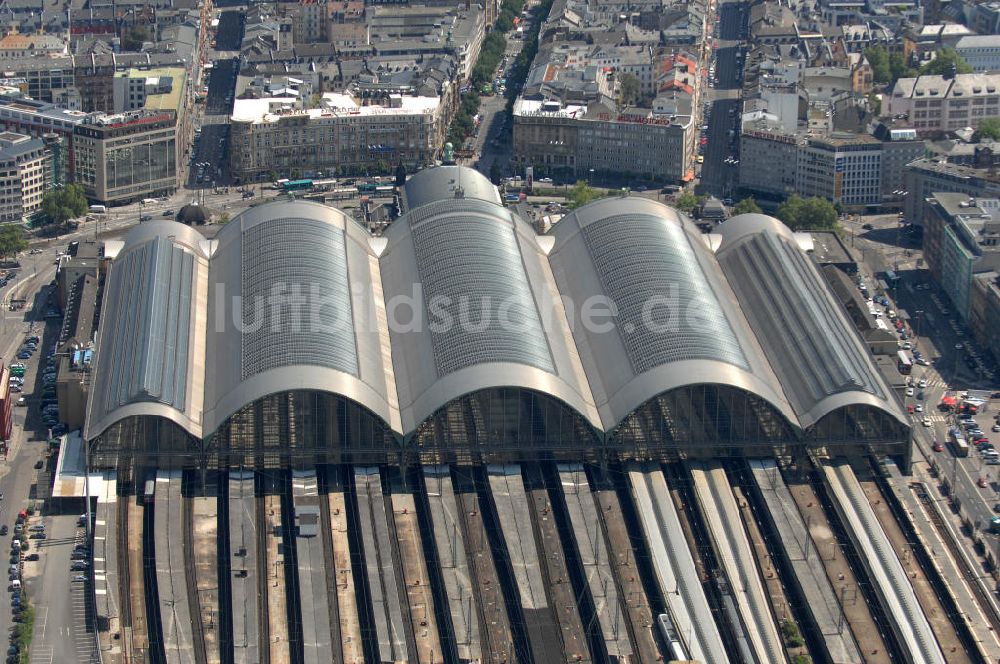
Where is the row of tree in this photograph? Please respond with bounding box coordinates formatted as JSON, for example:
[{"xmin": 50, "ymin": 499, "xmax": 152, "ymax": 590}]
[
  {"xmin": 446, "ymin": 0, "xmax": 526, "ymax": 147},
  {"xmin": 864, "ymin": 46, "xmax": 973, "ymax": 87},
  {"xmin": 670, "ymin": 191, "xmax": 838, "ymax": 231}
]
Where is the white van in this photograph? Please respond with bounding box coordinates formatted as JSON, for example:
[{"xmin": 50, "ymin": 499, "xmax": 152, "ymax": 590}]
[
  {"xmin": 141, "ymin": 198, "xmax": 157, "ymax": 205},
  {"xmin": 88, "ymin": 204, "xmax": 107, "ymax": 214}
]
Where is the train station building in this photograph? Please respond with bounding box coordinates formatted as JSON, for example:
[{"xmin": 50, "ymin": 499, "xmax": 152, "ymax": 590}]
[{"xmin": 83, "ymin": 165, "xmax": 909, "ymax": 473}]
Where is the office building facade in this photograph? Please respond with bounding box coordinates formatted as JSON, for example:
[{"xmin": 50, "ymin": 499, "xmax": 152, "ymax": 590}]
[
  {"xmin": 0, "ymin": 132, "xmax": 50, "ymax": 223},
  {"xmin": 73, "ymin": 111, "xmax": 178, "ymax": 204}
]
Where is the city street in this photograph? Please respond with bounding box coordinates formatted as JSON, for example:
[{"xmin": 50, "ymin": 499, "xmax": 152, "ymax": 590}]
[
  {"xmin": 195, "ymin": 56, "xmax": 240, "ymax": 188},
  {"xmin": 697, "ymin": 0, "xmax": 745, "ymax": 199},
  {"xmin": 471, "ymin": 8, "xmax": 530, "ymax": 178},
  {"xmin": 842, "ymin": 215, "xmax": 1000, "ymax": 558}
]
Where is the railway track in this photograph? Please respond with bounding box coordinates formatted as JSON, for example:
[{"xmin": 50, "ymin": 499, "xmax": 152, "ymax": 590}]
[
  {"xmin": 912, "ymin": 481, "xmax": 1000, "ymax": 637},
  {"xmin": 256, "ymin": 490, "xmax": 272, "ymax": 664},
  {"xmin": 118, "ymin": 493, "xmax": 136, "ymax": 663},
  {"xmin": 182, "ymin": 474, "xmax": 208, "ymax": 664},
  {"xmin": 823, "ymin": 461, "xmax": 946, "ymax": 664}
]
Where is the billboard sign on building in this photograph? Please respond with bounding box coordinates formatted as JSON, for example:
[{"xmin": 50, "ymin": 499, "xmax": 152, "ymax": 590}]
[{"xmin": 526, "ymin": 166, "xmax": 533, "ymax": 189}]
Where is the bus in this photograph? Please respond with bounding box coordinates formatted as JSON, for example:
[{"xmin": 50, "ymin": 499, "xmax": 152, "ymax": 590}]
[
  {"xmin": 897, "ymin": 350, "xmax": 912, "ymax": 375},
  {"xmin": 374, "ymin": 185, "xmax": 395, "ymax": 196},
  {"xmin": 949, "ymin": 429, "xmax": 970, "ymax": 457},
  {"xmin": 883, "ymin": 270, "xmax": 900, "ymax": 287},
  {"xmin": 281, "ymin": 179, "xmax": 314, "ymax": 192},
  {"xmin": 357, "ymin": 182, "xmax": 377, "ymax": 193}
]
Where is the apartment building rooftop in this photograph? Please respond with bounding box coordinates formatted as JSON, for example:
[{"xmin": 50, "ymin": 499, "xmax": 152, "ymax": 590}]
[
  {"xmin": 931, "ymin": 192, "xmax": 1000, "ymax": 254},
  {"xmin": 910, "ymin": 158, "xmax": 1000, "ymax": 185},
  {"xmin": 890, "ymin": 73, "xmax": 1000, "ymax": 100},
  {"xmin": 0, "ymin": 131, "xmax": 44, "ymax": 160},
  {"xmin": 118, "ymin": 67, "xmax": 187, "ymax": 112},
  {"xmin": 0, "ymin": 94, "xmax": 91, "ymax": 124},
  {"xmin": 231, "ymin": 93, "xmax": 440, "ymax": 124}
]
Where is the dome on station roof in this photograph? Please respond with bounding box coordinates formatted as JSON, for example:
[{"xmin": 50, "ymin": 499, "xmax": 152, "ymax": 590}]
[{"xmin": 176, "ymin": 204, "xmax": 208, "ymax": 225}]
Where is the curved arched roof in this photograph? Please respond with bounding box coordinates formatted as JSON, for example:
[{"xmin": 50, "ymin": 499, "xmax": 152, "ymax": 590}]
[
  {"xmin": 715, "ymin": 213, "xmax": 907, "ymax": 429},
  {"xmin": 547, "ymin": 197, "xmax": 798, "ymax": 430},
  {"xmin": 202, "ymin": 199, "xmax": 401, "ymax": 435},
  {"xmin": 381, "ymin": 195, "xmax": 601, "ymax": 435},
  {"xmin": 86, "ymin": 221, "xmax": 209, "ymax": 440},
  {"xmin": 401, "ymin": 165, "xmax": 503, "ymax": 213},
  {"xmin": 85, "ymin": 171, "xmax": 907, "ymax": 448}
]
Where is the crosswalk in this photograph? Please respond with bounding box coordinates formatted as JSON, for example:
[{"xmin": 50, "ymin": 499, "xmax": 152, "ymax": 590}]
[{"xmin": 28, "ymin": 645, "xmax": 52, "ymax": 664}]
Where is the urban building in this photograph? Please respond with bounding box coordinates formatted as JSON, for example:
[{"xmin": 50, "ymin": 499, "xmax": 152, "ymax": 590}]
[
  {"xmin": 72, "ymin": 110, "xmax": 178, "ymax": 204},
  {"xmin": 512, "ymin": 96, "xmax": 695, "ymax": 183},
  {"xmin": 0, "ymin": 32, "xmax": 65, "ymax": 58},
  {"xmin": 922, "ymin": 192, "xmax": 1000, "ymax": 322},
  {"xmin": 797, "ymin": 134, "xmax": 884, "ymax": 207},
  {"xmin": 42, "ymin": 133, "xmax": 67, "ymax": 188},
  {"xmin": 112, "ymin": 67, "xmax": 192, "ymax": 169},
  {"xmin": 885, "ymin": 73, "xmax": 1000, "ymax": 136},
  {"xmin": 954, "ymin": 36, "xmax": 1000, "ymax": 73},
  {"xmin": 55, "ymin": 241, "xmax": 102, "ymax": 431},
  {"xmin": 738, "ymin": 121, "xmax": 924, "ymax": 208},
  {"xmin": 903, "ymin": 159, "xmax": 1000, "ymax": 225},
  {"xmin": 0, "ymin": 132, "xmax": 50, "ymax": 223},
  {"xmin": 229, "ymin": 93, "xmax": 447, "ymax": 181},
  {"xmin": 0, "ymin": 94, "xmax": 90, "ymax": 180},
  {"xmin": 970, "ymin": 2, "xmax": 1000, "ymax": 37},
  {"xmin": 367, "ymin": 5, "xmax": 486, "ymax": 80},
  {"xmin": 738, "ymin": 124, "xmax": 800, "ymax": 197},
  {"xmin": 873, "ymin": 125, "xmax": 926, "ymax": 204},
  {"xmin": 969, "ymin": 272, "xmax": 1000, "ymax": 374},
  {"xmin": 113, "ymin": 69, "xmax": 184, "ymax": 113}
]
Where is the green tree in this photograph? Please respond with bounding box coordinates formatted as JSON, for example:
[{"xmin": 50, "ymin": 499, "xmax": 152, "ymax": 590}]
[
  {"xmin": 973, "ymin": 117, "xmax": 1000, "ymax": 142},
  {"xmin": 40, "ymin": 184, "xmax": 88, "ymax": 226},
  {"xmin": 920, "ymin": 48, "xmax": 974, "ymax": 76},
  {"xmin": 618, "ymin": 73, "xmax": 642, "ymax": 107},
  {"xmin": 395, "ymin": 163, "xmax": 407, "ymax": 187},
  {"xmin": 732, "ymin": 197, "xmax": 762, "ymax": 215},
  {"xmin": 567, "ymin": 180, "xmax": 601, "ymax": 208},
  {"xmin": 121, "ymin": 25, "xmax": 151, "ymax": 51},
  {"xmin": 781, "ymin": 620, "xmax": 805, "ymax": 648},
  {"xmin": 864, "ymin": 46, "xmax": 891, "ymax": 84},
  {"xmin": 674, "ymin": 190, "xmax": 703, "ymax": 213},
  {"xmin": 868, "ymin": 92, "xmax": 882, "ymax": 116},
  {"xmin": 777, "ymin": 194, "xmax": 838, "ymax": 230},
  {"xmin": 889, "ymin": 52, "xmax": 916, "ymax": 81},
  {"xmin": 0, "ymin": 225, "xmax": 27, "ymax": 260}
]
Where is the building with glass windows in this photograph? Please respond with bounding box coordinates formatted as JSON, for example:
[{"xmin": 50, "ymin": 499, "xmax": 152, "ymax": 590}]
[
  {"xmin": 72, "ymin": 109, "xmax": 177, "ymax": 204},
  {"xmin": 923, "ymin": 191, "xmax": 1000, "ymax": 322},
  {"xmin": 84, "ymin": 166, "xmax": 909, "ymax": 475}
]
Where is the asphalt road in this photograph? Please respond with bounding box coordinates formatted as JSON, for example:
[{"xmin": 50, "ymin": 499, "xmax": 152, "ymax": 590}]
[
  {"xmin": 843, "ymin": 215, "xmax": 1000, "ymax": 555},
  {"xmin": 697, "ymin": 0, "xmax": 746, "ymax": 199},
  {"xmin": 196, "ymin": 57, "xmax": 239, "ymax": 187},
  {"xmin": 214, "ymin": 10, "xmax": 246, "ymax": 52},
  {"xmin": 24, "ymin": 514, "xmax": 96, "ymax": 664}
]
